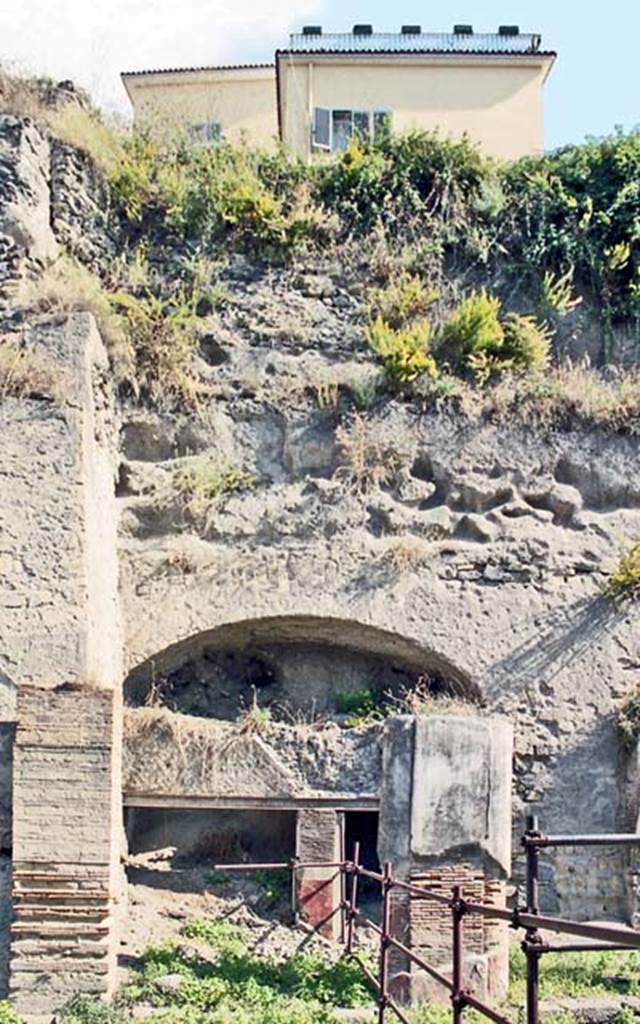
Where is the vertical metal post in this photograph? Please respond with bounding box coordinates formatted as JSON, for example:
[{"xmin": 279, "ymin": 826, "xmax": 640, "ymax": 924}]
[
  {"xmin": 524, "ymin": 815, "xmax": 541, "ymax": 1024},
  {"xmin": 451, "ymin": 884, "xmax": 465, "ymax": 1024},
  {"xmin": 378, "ymin": 861, "xmax": 392, "ymax": 1024},
  {"xmin": 339, "ymin": 814, "xmax": 346, "ymax": 945},
  {"xmin": 346, "ymin": 840, "xmax": 360, "ymax": 955}
]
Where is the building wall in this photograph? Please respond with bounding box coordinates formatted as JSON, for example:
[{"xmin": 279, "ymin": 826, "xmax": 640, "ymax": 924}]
[
  {"xmin": 278, "ymin": 56, "xmax": 550, "ymax": 160},
  {"xmin": 123, "ymin": 69, "xmax": 278, "ymax": 148}
]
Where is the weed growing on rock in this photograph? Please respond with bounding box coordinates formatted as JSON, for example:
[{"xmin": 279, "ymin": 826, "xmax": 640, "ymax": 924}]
[
  {"xmin": 173, "ymin": 457, "xmax": 255, "ymax": 522},
  {"xmin": 21, "ymin": 256, "xmax": 130, "ymax": 369},
  {"xmin": 237, "ymin": 690, "xmax": 272, "ymax": 736},
  {"xmin": 367, "ymin": 316, "xmax": 438, "ymax": 387},
  {"xmin": 367, "ymin": 272, "xmax": 438, "ymax": 330},
  {"xmin": 605, "ymin": 537, "xmax": 640, "ymax": 601},
  {"xmin": 335, "ymin": 414, "xmax": 403, "ymax": 492},
  {"xmin": 0, "ymin": 339, "xmax": 64, "ymax": 403},
  {"xmin": 110, "ymin": 289, "xmax": 200, "ymax": 407},
  {"xmin": 383, "ymin": 536, "xmax": 439, "ymax": 573},
  {"xmin": 617, "ymin": 684, "xmax": 640, "ymax": 749}
]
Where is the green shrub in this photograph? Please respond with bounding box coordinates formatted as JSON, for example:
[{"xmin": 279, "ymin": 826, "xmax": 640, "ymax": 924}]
[
  {"xmin": 334, "ymin": 689, "xmax": 386, "ymax": 726},
  {"xmin": 367, "ymin": 316, "xmax": 437, "ymax": 386},
  {"xmin": 437, "ymin": 290, "xmax": 504, "ymax": 375},
  {"xmin": 368, "ymin": 272, "xmax": 438, "ymax": 330},
  {"xmin": 501, "ymin": 313, "xmax": 552, "ymax": 372},
  {"xmin": 57, "ymin": 997, "xmax": 127, "ymax": 1024},
  {"xmin": 509, "ymin": 942, "xmax": 640, "ymax": 999},
  {"xmin": 0, "ymin": 1002, "xmax": 23, "ymax": 1024}
]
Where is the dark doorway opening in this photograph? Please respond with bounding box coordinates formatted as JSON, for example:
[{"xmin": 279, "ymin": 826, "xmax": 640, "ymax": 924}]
[{"xmin": 344, "ymin": 810, "xmax": 381, "ymax": 904}]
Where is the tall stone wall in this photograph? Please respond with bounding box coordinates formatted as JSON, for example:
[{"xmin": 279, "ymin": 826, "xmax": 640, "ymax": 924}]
[{"xmin": 0, "ymin": 314, "xmax": 122, "ymax": 1019}]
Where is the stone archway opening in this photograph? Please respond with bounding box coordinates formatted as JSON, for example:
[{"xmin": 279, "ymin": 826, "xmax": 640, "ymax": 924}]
[{"xmin": 119, "ymin": 615, "xmax": 504, "ymax": 988}]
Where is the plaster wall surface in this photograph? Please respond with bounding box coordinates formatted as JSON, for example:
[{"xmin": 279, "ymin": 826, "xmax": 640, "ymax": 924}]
[
  {"xmin": 278, "ymin": 56, "xmax": 550, "ymax": 160},
  {"xmin": 123, "ymin": 68, "xmax": 278, "ymax": 148}
]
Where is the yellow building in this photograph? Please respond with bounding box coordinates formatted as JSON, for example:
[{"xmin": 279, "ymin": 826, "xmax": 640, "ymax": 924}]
[{"xmin": 121, "ymin": 25, "xmax": 556, "ymax": 160}]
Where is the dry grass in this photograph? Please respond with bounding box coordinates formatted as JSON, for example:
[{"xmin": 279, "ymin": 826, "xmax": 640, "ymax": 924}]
[
  {"xmin": 0, "ymin": 337, "xmax": 64, "ymax": 402},
  {"xmin": 390, "ymin": 679, "xmax": 479, "ymax": 717},
  {"xmin": 335, "ymin": 413, "xmax": 403, "ymax": 492},
  {"xmin": 383, "ymin": 535, "xmax": 439, "ymax": 573},
  {"xmin": 173, "ymin": 457, "xmax": 255, "ymax": 524},
  {"xmin": 423, "ymin": 363, "xmax": 640, "ymax": 435},
  {"xmin": 0, "ymin": 67, "xmax": 124, "ymax": 174},
  {"xmin": 21, "ymin": 256, "xmax": 134, "ymax": 380}
]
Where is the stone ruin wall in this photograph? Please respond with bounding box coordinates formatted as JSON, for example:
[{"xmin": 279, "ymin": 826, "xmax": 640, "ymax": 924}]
[{"xmin": 0, "ymin": 112, "xmax": 640, "ymax": 1016}]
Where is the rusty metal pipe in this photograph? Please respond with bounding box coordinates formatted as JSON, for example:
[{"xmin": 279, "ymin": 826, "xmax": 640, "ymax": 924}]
[
  {"xmin": 378, "ymin": 861, "xmax": 392, "ymax": 1024},
  {"xmin": 346, "ymin": 841, "xmax": 360, "ymax": 955}
]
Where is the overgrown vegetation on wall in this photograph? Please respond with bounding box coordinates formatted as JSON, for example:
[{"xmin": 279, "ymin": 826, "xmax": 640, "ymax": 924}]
[{"xmin": 2, "ymin": 70, "xmax": 639, "ymax": 426}]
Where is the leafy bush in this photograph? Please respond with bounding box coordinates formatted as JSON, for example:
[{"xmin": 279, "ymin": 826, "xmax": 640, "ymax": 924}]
[
  {"xmin": 437, "ymin": 290, "xmax": 504, "ymax": 377},
  {"xmin": 605, "ymin": 537, "xmax": 640, "ymax": 601},
  {"xmin": 367, "ymin": 316, "xmax": 437, "ymax": 386},
  {"xmin": 111, "ymin": 136, "xmax": 329, "ymax": 258},
  {"xmin": 334, "ymin": 689, "xmax": 386, "ymax": 726},
  {"xmin": 57, "ymin": 996, "xmax": 127, "ymax": 1024},
  {"xmin": 367, "ymin": 272, "xmax": 438, "ymax": 330},
  {"xmin": 501, "ymin": 313, "xmax": 552, "ymax": 373},
  {"xmin": 0, "ymin": 1002, "xmax": 22, "ymax": 1024}
]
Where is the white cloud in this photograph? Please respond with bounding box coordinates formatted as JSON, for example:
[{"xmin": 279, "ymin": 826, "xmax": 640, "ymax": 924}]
[{"xmin": 0, "ymin": 0, "xmax": 323, "ymax": 113}]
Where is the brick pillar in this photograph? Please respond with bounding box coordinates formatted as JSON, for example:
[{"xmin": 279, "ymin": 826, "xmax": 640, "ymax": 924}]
[
  {"xmin": 295, "ymin": 809, "xmax": 341, "ymax": 939},
  {"xmin": 9, "ymin": 687, "xmax": 122, "ymax": 1021}
]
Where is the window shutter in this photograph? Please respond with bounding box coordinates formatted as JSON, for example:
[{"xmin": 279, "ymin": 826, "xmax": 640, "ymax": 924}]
[{"xmin": 312, "ymin": 108, "xmax": 331, "ymax": 149}]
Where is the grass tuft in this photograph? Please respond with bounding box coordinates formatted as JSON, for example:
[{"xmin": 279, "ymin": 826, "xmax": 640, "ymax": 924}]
[{"xmin": 0, "ymin": 338, "xmax": 63, "ymax": 403}]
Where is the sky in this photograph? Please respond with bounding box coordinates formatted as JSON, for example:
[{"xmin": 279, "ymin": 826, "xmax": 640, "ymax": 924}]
[{"xmin": 0, "ymin": 0, "xmax": 638, "ymax": 150}]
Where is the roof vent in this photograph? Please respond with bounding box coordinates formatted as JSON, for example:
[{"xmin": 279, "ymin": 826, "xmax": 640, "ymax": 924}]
[
  {"xmin": 302, "ymin": 25, "xmax": 322, "ymax": 35},
  {"xmin": 401, "ymin": 24, "xmax": 421, "ymax": 35},
  {"xmin": 499, "ymin": 25, "xmax": 520, "ymax": 36},
  {"xmin": 353, "ymin": 24, "xmax": 373, "ymax": 35},
  {"xmin": 453, "ymin": 24, "xmax": 473, "ymax": 35}
]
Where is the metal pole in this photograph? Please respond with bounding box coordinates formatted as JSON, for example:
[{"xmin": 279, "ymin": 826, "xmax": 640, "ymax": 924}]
[
  {"xmin": 378, "ymin": 861, "xmax": 392, "ymax": 1024},
  {"xmin": 339, "ymin": 815, "xmax": 346, "ymax": 946},
  {"xmin": 452, "ymin": 884, "xmax": 465, "ymax": 1024},
  {"xmin": 524, "ymin": 815, "xmax": 541, "ymax": 1024},
  {"xmin": 347, "ymin": 841, "xmax": 360, "ymax": 955}
]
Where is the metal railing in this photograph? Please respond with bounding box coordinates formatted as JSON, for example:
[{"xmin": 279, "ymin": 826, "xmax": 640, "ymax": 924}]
[{"xmin": 206, "ymin": 816, "xmax": 640, "ymax": 1024}]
